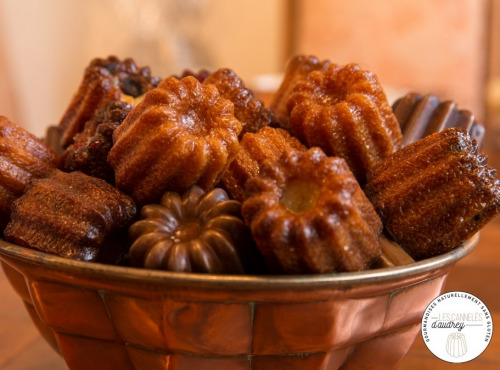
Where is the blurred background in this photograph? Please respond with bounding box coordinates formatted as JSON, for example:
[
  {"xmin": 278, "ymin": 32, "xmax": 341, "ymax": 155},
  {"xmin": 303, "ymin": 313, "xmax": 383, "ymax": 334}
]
[{"xmin": 1, "ymin": 0, "xmax": 499, "ymax": 141}]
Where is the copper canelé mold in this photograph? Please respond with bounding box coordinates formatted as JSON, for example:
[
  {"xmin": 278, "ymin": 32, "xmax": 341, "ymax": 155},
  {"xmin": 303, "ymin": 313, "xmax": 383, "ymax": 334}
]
[{"xmin": 0, "ymin": 234, "xmax": 478, "ymax": 370}]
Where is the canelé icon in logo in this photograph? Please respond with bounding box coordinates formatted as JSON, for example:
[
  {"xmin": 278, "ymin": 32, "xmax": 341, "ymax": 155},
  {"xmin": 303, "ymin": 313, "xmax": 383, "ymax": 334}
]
[
  {"xmin": 421, "ymin": 291, "xmax": 493, "ymax": 363},
  {"xmin": 446, "ymin": 332, "xmax": 467, "ymax": 358}
]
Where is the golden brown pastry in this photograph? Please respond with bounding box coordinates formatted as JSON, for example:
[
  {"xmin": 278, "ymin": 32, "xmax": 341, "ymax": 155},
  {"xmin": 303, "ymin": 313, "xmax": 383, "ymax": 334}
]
[
  {"xmin": 4, "ymin": 170, "xmax": 137, "ymax": 263},
  {"xmin": 392, "ymin": 92, "xmax": 485, "ymax": 148},
  {"xmin": 58, "ymin": 56, "xmax": 160, "ymax": 147},
  {"xmin": 108, "ymin": 76, "xmax": 242, "ymax": 205},
  {"xmin": 287, "ymin": 63, "xmax": 402, "ymax": 184},
  {"xmin": 269, "ymin": 55, "xmax": 331, "ymax": 131},
  {"xmin": 0, "ymin": 116, "xmax": 60, "ymax": 230},
  {"xmin": 204, "ymin": 68, "xmax": 274, "ymax": 137},
  {"xmin": 128, "ymin": 185, "xmax": 265, "ymax": 274},
  {"xmin": 219, "ymin": 126, "xmax": 306, "ymax": 202},
  {"xmin": 365, "ymin": 128, "xmax": 500, "ymax": 260},
  {"xmin": 242, "ymin": 147, "xmax": 382, "ymax": 274}
]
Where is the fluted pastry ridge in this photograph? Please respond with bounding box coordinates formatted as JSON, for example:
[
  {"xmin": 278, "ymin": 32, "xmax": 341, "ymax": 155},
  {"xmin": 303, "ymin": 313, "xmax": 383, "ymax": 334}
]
[
  {"xmin": 108, "ymin": 76, "xmax": 242, "ymax": 205},
  {"xmin": 365, "ymin": 128, "xmax": 500, "ymax": 259},
  {"xmin": 287, "ymin": 63, "xmax": 402, "ymax": 183}
]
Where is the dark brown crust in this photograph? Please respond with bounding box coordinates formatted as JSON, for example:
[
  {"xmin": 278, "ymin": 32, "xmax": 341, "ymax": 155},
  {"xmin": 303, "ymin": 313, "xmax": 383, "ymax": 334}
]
[
  {"xmin": 61, "ymin": 101, "xmax": 132, "ymax": 184},
  {"xmin": 58, "ymin": 56, "xmax": 160, "ymax": 148},
  {"xmin": 365, "ymin": 128, "xmax": 500, "ymax": 260},
  {"xmin": 87, "ymin": 56, "xmax": 161, "ymax": 97},
  {"xmin": 286, "ymin": 63, "xmax": 402, "ymax": 184},
  {"xmin": 242, "ymin": 147, "xmax": 382, "ymax": 274},
  {"xmin": 0, "ymin": 116, "xmax": 60, "ymax": 229},
  {"xmin": 4, "ymin": 170, "xmax": 136, "ymax": 262},
  {"xmin": 108, "ymin": 76, "xmax": 242, "ymax": 205},
  {"xmin": 204, "ymin": 68, "xmax": 274, "ymax": 138},
  {"xmin": 219, "ymin": 126, "xmax": 306, "ymax": 202}
]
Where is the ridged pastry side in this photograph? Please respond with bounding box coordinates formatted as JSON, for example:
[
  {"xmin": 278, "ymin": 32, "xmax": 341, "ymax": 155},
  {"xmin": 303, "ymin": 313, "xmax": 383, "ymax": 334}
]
[
  {"xmin": 0, "ymin": 116, "xmax": 60, "ymax": 229},
  {"xmin": 219, "ymin": 126, "xmax": 306, "ymax": 202},
  {"xmin": 287, "ymin": 63, "xmax": 402, "ymax": 184},
  {"xmin": 4, "ymin": 170, "xmax": 136, "ymax": 262},
  {"xmin": 242, "ymin": 147, "xmax": 382, "ymax": 274},
  {"xmin": 365, "ymin": 128, "xmax": 500, "ymax": 260},
  {"xmin": 204, "ymin": 68, "xmax": 274, "ymax": 137},
  {"xmin": 58, "ymin": 56, "xmax": 160, "ymax": 148},
  {"xmin": 269, "ymin": 55, "xmax": 331, "ymax": 131},
  {"xmin": 59, "ymin": 67, "xmax": 121, "ymax": 148},
  {"xmin": 108, "ymin": 76, "xmax": 242, "ymax": 205}
]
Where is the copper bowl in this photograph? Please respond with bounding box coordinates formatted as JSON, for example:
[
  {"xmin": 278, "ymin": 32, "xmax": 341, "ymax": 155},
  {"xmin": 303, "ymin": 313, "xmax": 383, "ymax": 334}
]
[{"xmin": 0, "ymin": 234, "xmax": 478, "ymax": 370}]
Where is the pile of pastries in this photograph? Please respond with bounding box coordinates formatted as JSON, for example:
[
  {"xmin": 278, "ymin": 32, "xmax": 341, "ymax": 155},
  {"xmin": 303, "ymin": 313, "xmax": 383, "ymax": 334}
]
[{"xmin": 1, "ymin": 55, "xmax": 499, "ymax": 275}]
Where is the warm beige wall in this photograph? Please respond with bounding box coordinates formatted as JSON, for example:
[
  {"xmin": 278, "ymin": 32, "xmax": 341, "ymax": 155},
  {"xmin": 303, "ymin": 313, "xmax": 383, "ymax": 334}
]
[
  {"xmin": 0, "ymin": 1, "xmax": 88, "ymax": 135},
  {"xmin": 1, "ymin": 0, "xmax": 490, "ymax": 136},
  {"xmin": 292, "ymin": 0, "xmax": 488, "ymax": 122},
  {"xmin": 0, "ymin": 0, "xmax": 288, "ymax": 136},
  {"xmin": 0, "ymin": 34, "xmax": 18, "ymax": 123}
]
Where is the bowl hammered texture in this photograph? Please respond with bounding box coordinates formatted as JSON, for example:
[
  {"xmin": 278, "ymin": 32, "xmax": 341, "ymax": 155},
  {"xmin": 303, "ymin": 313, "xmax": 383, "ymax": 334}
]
[{"xmin": 0, "ymin": 235, "xmax": 478, "ymax": 370}]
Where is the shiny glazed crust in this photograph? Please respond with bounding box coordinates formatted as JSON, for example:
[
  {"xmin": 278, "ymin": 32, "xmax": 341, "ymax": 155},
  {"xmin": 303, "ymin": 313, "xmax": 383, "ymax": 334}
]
[
  {"xmin": 108, "ymin": 76, "xmax": 242, "ymax": 205},
  {"xmin": 392, "ymin": 92, "xmax": 485, "ymax": 148},
  {"xmin": 128, "ymin": 186, "xmax": 265, "ymax": 274},
  {"xmin": 242, "ymin": 147, "xmax": 382, "ymax": 274},
  {"xmin": 287, "ymin": 63, "xmax": 402, "ymax": 183}
]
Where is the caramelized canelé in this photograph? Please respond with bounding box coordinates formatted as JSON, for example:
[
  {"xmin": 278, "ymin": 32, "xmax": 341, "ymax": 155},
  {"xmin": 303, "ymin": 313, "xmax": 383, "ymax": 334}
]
[
  {"xmin": 242, "ymin": 147, "xmax": 382, "ymax": 274},
  {"xmin": 287, "ymin": 63, "xmax": 402, "ymax": 184},
  {"xmin": 58, "ymin": 56, "xmax": 160, "ymax": 147},
  {"xmin": 0, "ymin": 116, "xmax": 60, "ymax": 229},
  {"xmin": 365, "ymin": 128, "xmax": 500, "ymax": 260},
  {"xmin": 4, "ymin": 170, "xmax": 136, "ymax": 263},
  {"xmin": 108, "ymin": 76, "xmax": 242, "ymax": 205}
]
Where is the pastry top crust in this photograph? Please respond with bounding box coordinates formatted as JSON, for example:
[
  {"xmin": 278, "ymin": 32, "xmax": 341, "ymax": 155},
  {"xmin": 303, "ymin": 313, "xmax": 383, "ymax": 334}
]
[
  {"xmin": 242, "ymin": 147, "xmax": 382, "ymax": 274},
  {"xmin": 204, "ymin": 68, "xmax": 274, "ymax": 137},
  {"xmin": 109, "ymin": 76, "xmax": 242, "ymax": 205},
  {"xmin": 286, "ymin": 63, "xmax": 402, "ymax": 183},
  {"xmin": 87, "ymin": 56, "xmax": 161, "ymax": 97},
  {"xmin": 219, "ymin": 126, "xmax": 306, "ymax": 202},
  {"xmin": 269, "ymin": 55, "xmax": 331, "ymax": 131}
]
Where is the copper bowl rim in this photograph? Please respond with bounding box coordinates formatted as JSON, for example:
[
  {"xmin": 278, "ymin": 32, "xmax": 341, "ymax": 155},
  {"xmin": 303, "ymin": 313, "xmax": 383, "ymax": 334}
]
[{"xmin": 0, "ymin": 234, "xmax": 478, "ymax": 290}]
